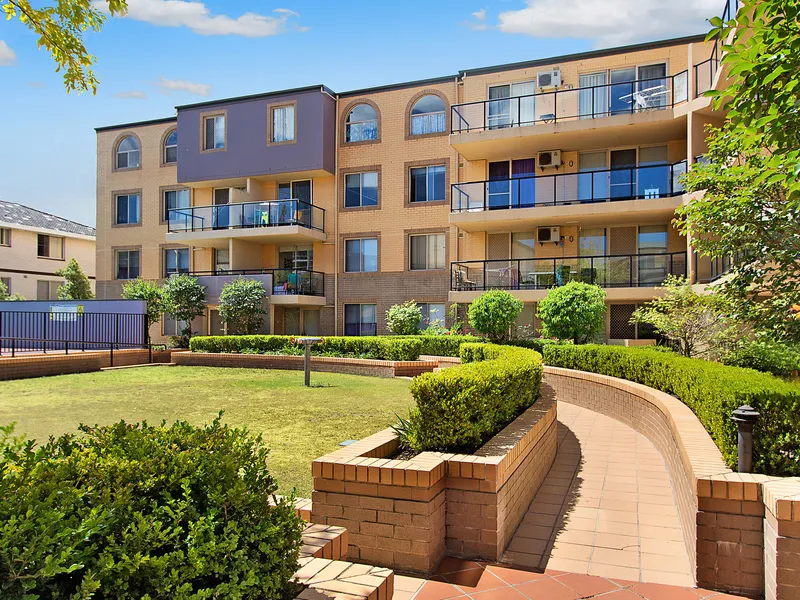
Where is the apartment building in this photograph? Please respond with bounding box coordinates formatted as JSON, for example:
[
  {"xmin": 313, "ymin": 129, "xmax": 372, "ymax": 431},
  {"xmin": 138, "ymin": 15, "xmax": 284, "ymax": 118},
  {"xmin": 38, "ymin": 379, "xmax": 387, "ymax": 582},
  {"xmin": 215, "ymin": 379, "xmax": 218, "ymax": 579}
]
[
  {"xmin": 0, "ymin": 201, "xmax": 96, "ymax": 300},
  {"xmin": 95, "ymin": 27, "xmax": 730, "ymax": 342}
]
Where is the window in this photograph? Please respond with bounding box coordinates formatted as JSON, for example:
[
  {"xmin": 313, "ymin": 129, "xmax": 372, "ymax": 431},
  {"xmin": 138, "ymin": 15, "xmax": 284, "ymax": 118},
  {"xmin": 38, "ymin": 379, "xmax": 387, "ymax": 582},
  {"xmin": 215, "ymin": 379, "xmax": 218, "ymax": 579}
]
[
  {"xmin": 345, "ymin": 238, "xmax": 378, "ymax": 273},
  {"xmin": 37, "ymin": 234, "xmax": 63, "ymax": 259},
  {"xmin": 115, "ymin": 135, "xmax": 140, "ymax": 169},
  {"xmin": 115, "ymin": 193, "xmax": 141, "ymax": 225},
  {"xmin": 579, "ymin": 228, "xmax": 606, "ymax": 256},
  {"xmin": 164, "ymin": 188, "xmax": 190, "ymax": 222},
  {"xmin": 116, "ymin": 250, "xmax": 140, "ymax": 280},
  {"xmin": 344, "ymin": 304, "xmax": 377, "ymax": 336},
  {"xmin": 0, "ymin": 277, "xmax": 10, "ymax": 293},
  {"xmin": 164, "ymin": 248, "xmax": 190, "ymax": 277},
  {"xmin": 410, "ymin": 234, "xmax": 445, "ymax": 270},
  {"xmin": 410, "ymin": 94, "xmax": 446, "ymax": 135},
  {"xmin": 279, "ymin": 245, "xmax": 313, "ymax": 270},
  {"xmin": 163, "ymin": 313, "xmax": 188, "ymax": 337},
  {"xmin": 0, "ymin": 228, "xmax": 9, "ymax": 246},
  {"xmin": 419, "ymin": 303, "xmax": 446, "ymax": 330},
  {"xmin": 346, "ymin": 104, "xmax": 378, "ymax": 142},
  {"xmin": 36, "ymin": 280, "xmax": 60, "ymax": 300},
  {"xmin": 214, "ymin": 249, "xmax": 230, "ymax": 273},
  {"xmin": 410, "ymin": 165, "xmax": 446, "ymax": 203},
  {"xmin": 203, "ymin": 115, "xmax": 225, "ymax": 150},
  {"xmin": 164, "ymin": 129, "xmax": 178, "ymax": 164},
  {"xmin": 271, "ymin": 105, "xmax": 295, "ymax": 143},
  {"xmin": 344, "ymin": 172, "xmax": 378, "ymax": 208}
]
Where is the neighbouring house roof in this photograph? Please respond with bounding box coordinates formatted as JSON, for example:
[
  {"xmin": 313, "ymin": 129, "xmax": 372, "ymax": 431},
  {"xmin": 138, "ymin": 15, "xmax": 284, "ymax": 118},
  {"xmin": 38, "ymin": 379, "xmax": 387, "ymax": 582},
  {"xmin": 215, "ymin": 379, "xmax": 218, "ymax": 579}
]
[{"xmin": 0, "ymin": 201, "xmax": 96, "ymax": 237}]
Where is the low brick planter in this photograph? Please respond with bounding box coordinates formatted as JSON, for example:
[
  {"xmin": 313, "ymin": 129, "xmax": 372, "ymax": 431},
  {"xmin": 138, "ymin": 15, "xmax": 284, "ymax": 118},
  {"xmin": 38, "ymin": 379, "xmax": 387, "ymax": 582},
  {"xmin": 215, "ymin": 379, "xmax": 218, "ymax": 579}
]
[
  {"xmin": 0, "ymin": 348, "xmax": 174, "ymax": 380},
  {"xmin": 310, "ymin": 384, "xmax": 558, "ymax": 575},
  {"xmin": 174, "ymin": 352, "xmax": 437, "ymax": 378}
]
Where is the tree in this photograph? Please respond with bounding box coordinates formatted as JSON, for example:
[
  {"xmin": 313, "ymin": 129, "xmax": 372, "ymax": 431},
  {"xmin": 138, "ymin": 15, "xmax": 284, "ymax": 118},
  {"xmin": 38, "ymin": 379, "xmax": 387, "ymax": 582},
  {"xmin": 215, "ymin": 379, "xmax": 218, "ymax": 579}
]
[
  {"xmin": 385, "ymin": 301, "xmax": 422, "ymax": 335},
  {"xmin": 537, "ymin": 282, "xmax": 606, "ymax": 344},
  {"xmin": 161, "ymin": 275, "xmax": 206, "ymax": 345},
  {"xmin": 467, "ymin": 290, "xmax": 523, "ymax": 342},
  {"xmin": 632, "ymin": 276, "xmax": 739, "ymax": 359},
  {"xmin": 2, "ymin": 0, "xmax": 128, "ymax": 93},
  {"xmin": 0, "ymin": 279, "xmax": 24, "ymax": 301},
  {"xmin": 121, "ymin": 279, "xmax": 163, "ymax": 342},
  {"xmin": 218, "ymin": 278, "xmax": 268, "ymax": 335},
  {"xmin": 55, "ymin": 258, "xmax": 94, "ymax": 300}
]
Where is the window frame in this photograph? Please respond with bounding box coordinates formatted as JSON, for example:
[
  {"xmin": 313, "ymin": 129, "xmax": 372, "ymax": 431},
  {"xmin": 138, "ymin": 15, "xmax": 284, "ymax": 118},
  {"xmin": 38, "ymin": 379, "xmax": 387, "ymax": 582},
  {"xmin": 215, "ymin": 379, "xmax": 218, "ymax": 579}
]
[
  {"xmin": 343, "ymin": 303, "xmax": 378, "ymax": 336},
  {"xmin": 115, "ymin": 249, "xmax": 141, "ymax": 280},
  {"xmin": 201, "ymin": 111, "xmax": 227, "ymax": 152},
  {"xmin": 163, "ymin": 247, "xmax": 190, "ymax": 277},
  {"xmin": 0, "ymin": 228, "xmax": 10, "ymax": 246},
  {"xmin": 37, "ymin": 234, "xmax": 64, "ymax": 260},
  {"xmin": 406, "ymin": 92, "xmax": 448, "ymax": 139},
  {"xmin": 163, "ymin": 128, "xmax": 178, "ymax": 166},
  {"xmin": 114, "ymin": 192, "xmax": 142, "ymax": 227},
  {"xmin": 345, "ymin": 102, "xmax": 379, "ymax": 144},
  {"xmin": 409, "ymin": 164, "xmax": 446, "ymax": 203},
  {"xmin": 344, "ymin": 237, "xmax": 379, "ymax": 273},
  {"xmin": 36, "ymin": 280, "xmax": 61, "ymax": 300},
  {"xmin": 114, "ymin": 134, "xmax": 141, "ymax": 171},
  {"xmin": 409, "ymin": 233, "xmax": 446, "ymax": 271},
  {"xmin": 342, "ymin": 170, "xmax": 380, "ymax": 210},
  {"xmin": 0, "ymin": 277, "xmax": 11, "ymax": 293},
  {"xmin": 162, "ymin": 312, "xmax": 188, "ymax": 337},
  {"xmin": 161, "ymin": 187, "xmax": 191, "ymax": 224},
  {"xmin": 419, "ymin": 302, "xmax": 446, "ymax": 330},
  {"xmin": 268, "ymin": 101, "xmax": 297, "ymax": 146}
]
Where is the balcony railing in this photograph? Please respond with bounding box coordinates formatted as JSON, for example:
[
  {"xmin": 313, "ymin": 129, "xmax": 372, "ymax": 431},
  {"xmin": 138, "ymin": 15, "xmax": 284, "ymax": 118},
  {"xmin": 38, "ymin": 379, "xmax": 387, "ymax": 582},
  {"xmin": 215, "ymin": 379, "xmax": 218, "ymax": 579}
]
[
  {"xmin": 694, "ymin": 0, "xmax": 740, "ymax": 97},
  {"xmin": 168, "ymin": 199, "xmax": 325, "ymax": 234},
  {"xmin": 451, "ymin": 162, "xmax": 687, "ymax": 212},
  {"xmin": 451, "ymin": 72, "xmax": 689, "ymax": 134},
  {"xmin": 451, "ymin": 252, "xmax": 687, "ymax": 291},
  {"xmin": 188, "ymin": 268, "xmax": 325, "ymax": 297}
]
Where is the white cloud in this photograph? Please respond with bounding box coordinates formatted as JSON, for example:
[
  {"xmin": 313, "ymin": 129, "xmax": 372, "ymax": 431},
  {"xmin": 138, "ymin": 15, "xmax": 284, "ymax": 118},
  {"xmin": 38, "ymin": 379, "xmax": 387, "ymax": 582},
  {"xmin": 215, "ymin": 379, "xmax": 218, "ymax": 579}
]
[
  {"xmin": 114, "ymin": 90, "xmax": 148, "ymax": 99},
  {"xmin": 496, "ymin": 0, "xmax": 719, "ymax": 47},
  {"xmin": 472, "ymin": 9, "xmax": 487, "ymax": 21},
  {"xmin": 0, "ymin": 41, "xmax": 16, "ymax": 66},
  {"xmin": 94, "ymin": 0, "xmax": 303, "ymax": 37},
  {"xmin": 152, "ymin": 77, "xmax": 211, "ymax": 96}
]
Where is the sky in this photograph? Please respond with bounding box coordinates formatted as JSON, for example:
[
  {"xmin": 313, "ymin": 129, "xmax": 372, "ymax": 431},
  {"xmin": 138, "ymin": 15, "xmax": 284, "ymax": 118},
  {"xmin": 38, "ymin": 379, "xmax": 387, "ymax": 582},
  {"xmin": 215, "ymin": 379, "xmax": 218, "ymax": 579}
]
[{"xmin": 0, "ymin": 0, "xmax": 721, "ymax": 228}]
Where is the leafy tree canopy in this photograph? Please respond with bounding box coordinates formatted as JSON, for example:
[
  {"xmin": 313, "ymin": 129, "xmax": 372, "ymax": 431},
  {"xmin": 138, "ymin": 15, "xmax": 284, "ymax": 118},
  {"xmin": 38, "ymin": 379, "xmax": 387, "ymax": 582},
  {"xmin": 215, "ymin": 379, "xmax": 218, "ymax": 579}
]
[
  {"xmin": 218, "ymin": 278, "xmax": 268, "ymax": 335},
  {"xmin": 468, "ymin": 291, "xmax": 523, "ymax": 342},
  {"xmin": 161, "ymin": 275, "xmax": 206, "ymax": 343},
  {"xmin": 121, "ymin": 279, "xmax": 164, "ymax": 339},
  {"xmin": 385, "ymin": 301, "xmax": 422, "ymax": 336},
  {"xmin": 55, "ymin": 258, "xmax": 94, "ymax": 300},
  {"xmin": 536, "ymin": 282, "xmax": 606, "ymax": 344}
]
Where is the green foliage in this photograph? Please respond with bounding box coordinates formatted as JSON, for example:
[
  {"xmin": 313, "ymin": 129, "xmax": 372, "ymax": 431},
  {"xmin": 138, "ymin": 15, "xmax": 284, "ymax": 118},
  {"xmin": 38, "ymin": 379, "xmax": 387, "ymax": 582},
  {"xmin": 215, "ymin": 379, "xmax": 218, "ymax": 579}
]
[
  {"xmin": 537, "ymin": 282, "xmax": 606, "ymax": 343},
  {"xmin": 400, "ymin": 344, "xmax": 543, "ymax": 452},
  {"xmin": 1, "ymin": 0, "xmax": 128, "ymax": 94},
  {"xmin": 0, "ymin": 279, "xmax": 24, "ymax": 301},
  {"xmin": 162, "ymin": 275, "xmax": 206, "ymax": 344},
  {"xmin": 189, "ymin": 335, "xmax": 422, "ymax": 361},
  {"xmin": 218, "ymin": 278, "xmax": 268, "ymax": 335},
  {"xmin": 392, "ymin": 335, "xmax": 483, "ymax": 357},
  {"xmin": 467, "ymin": 291, "xmax": 524, "ymax": 342},
  {"xmin": 121, "ymin": 278, "xmax": 164, "ymax": 336},
  {"xmin": 55, "ymin": 258, "xmax": 94, "ymax": 300},
  {"xmin": 385, "ymin": 301, "xmax": 422, "ymax": 335},
  {"xmin": 0, "ymin": 417, "xmax": 303, "ymax": 599},
  {"xmin": 543, "ymin": 344, "xmax": 800, "ymax": 476},
  {"xmin": 632, "ymin": 276, "xmax": 739, "ymax": 358},
  {"xmin": 722, "ymin": 340, "xmax": 800, "ymax": 379},
  {"xmin": 504, "ymin": 337, "xmax": 573, "ymax": 355}
]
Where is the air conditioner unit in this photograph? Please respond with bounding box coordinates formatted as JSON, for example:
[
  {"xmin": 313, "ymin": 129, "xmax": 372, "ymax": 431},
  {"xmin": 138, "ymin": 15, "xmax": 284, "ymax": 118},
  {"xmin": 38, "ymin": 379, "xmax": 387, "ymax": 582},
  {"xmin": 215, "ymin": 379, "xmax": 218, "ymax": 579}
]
[
  {"xmin": 537, "ymin": 67, "xmax": 561, "ymax": 89},
  {"xmin": 538, "ymin": 150, "xmax": 562, "ymax": 168},
  {"xmin": 537, "ymin": 226, "xmax": 561, "ymax": 244}
]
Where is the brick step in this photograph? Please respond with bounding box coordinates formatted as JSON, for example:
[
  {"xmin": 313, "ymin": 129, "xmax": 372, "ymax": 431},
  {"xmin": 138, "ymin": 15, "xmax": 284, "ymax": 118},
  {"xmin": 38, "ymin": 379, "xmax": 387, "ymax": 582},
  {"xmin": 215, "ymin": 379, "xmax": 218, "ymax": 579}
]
[
  {"xmin": 301, "ymin": 523, "xmax": 348, "ymax": 561},
  {"xmin": 294, "ymin": 558, "xmax": 393, "ymax": 600}
]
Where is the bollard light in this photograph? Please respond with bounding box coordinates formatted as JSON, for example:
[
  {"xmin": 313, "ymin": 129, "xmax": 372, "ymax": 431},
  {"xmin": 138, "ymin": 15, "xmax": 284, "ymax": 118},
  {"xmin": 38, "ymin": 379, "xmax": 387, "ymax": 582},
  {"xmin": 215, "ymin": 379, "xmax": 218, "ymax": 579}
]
[
  {"xmin": 294, "ymin": 337, "xmax": 323, "ymax": 387},
  {"xmin": 731, "ymin": 405, "xmax": 760, "ymax": 473}
]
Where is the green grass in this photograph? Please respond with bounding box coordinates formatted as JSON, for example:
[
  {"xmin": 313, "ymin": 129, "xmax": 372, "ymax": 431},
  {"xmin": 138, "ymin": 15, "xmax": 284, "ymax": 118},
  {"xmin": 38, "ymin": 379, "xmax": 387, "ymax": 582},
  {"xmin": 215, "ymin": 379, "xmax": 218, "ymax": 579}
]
[{"xmin": 0, "ymin": 366, "xmax": 414, "ymax": 497}]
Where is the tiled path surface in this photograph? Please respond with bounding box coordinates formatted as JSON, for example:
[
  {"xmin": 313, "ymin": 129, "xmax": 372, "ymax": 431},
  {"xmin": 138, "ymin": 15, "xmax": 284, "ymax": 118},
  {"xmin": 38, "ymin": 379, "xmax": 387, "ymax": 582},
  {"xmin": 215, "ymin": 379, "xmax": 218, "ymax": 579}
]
[
  {"xmin": 396, "ymin": 559, "xmax": 745, "ymax": 600},
  {"xmin": 501, "ymin": 402, "xmax": 694, "ymax": 586}
]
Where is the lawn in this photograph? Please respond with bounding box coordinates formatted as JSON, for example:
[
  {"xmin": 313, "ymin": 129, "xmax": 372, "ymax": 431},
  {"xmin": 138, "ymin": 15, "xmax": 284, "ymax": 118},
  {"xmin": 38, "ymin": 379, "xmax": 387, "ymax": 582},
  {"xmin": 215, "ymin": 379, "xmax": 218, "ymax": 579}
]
[{"xmin": 0, "ymin": 366, "xmax": 414, "ymax": 497}]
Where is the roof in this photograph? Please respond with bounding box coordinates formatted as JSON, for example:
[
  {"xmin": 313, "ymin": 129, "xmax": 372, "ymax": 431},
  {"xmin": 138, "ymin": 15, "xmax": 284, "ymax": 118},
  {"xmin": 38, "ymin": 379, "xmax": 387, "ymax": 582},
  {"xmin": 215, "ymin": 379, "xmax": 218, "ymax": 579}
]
[
  {"xmin": 94, "ymin": 116, "xmax": 177, "ymax": 133},
  {"xmin": 174, "ymin": 84, "xmax": 336, "ymax": 111},
  {"xmin": 0, "ymin": 201, "xmax": 96, "ymax": 237}
]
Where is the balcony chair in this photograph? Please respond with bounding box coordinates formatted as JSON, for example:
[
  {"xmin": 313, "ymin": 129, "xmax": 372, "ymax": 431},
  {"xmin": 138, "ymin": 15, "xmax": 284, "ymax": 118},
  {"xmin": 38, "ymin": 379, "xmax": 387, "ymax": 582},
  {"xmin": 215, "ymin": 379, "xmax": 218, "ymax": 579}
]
[{"xmin": 454, "ymin": 269, "xmax": 477, "ymax": 291}]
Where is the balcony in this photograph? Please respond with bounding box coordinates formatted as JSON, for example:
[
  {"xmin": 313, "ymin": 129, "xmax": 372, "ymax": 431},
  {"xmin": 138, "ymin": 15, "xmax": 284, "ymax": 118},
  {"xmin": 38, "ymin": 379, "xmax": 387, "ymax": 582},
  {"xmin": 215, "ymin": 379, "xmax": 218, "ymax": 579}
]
[
  {"xmin": 166, "ymin": 199, "xmax": 326, "ymax": 247},
  {"xmin": 693, "ymin": 0, "xmax": 739, "ymax": 99},
  {"xmin": 190, "ymin": 269, "xmax": 325, "ymax": 305},
  {"xmin": 450, "ymin": 252, "xmax": 686, "ymax": 302},
  {"xmin": 451, "ymin": 162, "xmax": 687, "ymax": 231},
  {"xmin": 450, "ymin": 73, "xmax": 689, "ymax": 161}
]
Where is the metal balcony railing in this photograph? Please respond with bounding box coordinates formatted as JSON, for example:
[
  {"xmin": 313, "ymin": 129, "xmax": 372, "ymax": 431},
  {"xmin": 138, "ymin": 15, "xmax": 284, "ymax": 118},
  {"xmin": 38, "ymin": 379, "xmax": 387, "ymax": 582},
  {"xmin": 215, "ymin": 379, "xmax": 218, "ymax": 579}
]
[
  {"xmin": 451, "ymin": 162, "xmax": 687, "ymax": 212},
  {"xmin": 451, "ymin": 252, "xmax": 687, "ymax": 291},
  {"xmin": 168, "ymin": 199, "xmax": 325, "ymax": 234},
  {"xmin": 188, "ymin": 268, "xmax": 325, "ymax": 297},
  {"xmin": 694, "ymin": 0, "xmax": 740, "ymax": 97},
  {"xmin": 451, "ymin": 72, "xmax": 689, "ymax": 134}
]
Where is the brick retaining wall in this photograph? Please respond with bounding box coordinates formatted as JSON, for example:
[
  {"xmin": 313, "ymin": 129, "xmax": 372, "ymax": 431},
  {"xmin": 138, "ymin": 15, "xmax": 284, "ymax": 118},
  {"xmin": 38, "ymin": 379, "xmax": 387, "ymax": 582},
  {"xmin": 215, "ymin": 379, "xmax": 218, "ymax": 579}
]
[{"xmin": 0, "ymin": 348, "xmax": 174, "ymax": 380}]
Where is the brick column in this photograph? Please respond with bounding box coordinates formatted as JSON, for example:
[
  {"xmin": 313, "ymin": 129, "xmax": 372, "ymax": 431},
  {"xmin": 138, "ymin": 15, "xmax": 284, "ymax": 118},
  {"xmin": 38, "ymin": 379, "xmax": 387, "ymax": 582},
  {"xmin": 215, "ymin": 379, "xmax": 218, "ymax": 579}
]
[{"xmin": 763, "ymin": 481, "xmax": 800, "ymax": 600}]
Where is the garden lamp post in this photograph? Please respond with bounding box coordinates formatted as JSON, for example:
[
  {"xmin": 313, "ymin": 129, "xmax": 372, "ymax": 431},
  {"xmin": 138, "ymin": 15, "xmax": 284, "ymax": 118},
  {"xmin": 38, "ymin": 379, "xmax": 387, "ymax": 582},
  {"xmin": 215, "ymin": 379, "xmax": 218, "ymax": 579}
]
[
  {"xmin": 295, "ymin": 337, "xmax": 323, "ymax": 387},
  {"xmin": 731, "ymin": 405, "xmax": 760, "ymax": 473}
]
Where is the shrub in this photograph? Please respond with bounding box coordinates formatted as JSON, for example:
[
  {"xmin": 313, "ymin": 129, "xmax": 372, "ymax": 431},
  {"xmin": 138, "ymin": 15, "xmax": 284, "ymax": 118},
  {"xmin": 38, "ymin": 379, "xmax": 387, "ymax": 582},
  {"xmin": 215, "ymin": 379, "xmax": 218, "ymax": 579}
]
[
  {"xmin": 467, "ymin": 291, "xmax": 524, "ymax": 342},
  {"xmin": 400, "ymin": 344, "xmax": 543, "ymax": 452},
  {"xmin": 0, "ymin": 279, "xmax": 24, "ymax": 301},
  {"xmin": 162, "ymin": 275, "xmax": 207, "ymax": 345},
  {"xmin": 386, "ymin": 301, "xmax": 422, "ymax": 335},
  {"xmin": 121, "ymin": 278, "xmax": 164, "ymax": 339},
  {"xmin": 55, "ymin": 258, "xmax": 95, "ymax": 300},
  {"xmin": 543, "ymin": 344, "xmax": 800, "ymax": 476},
  {"xmin": 505, "ymin": 337, "xmax": 573, "ymax": 354},
  {"xmin": 537, "ymin": 282, "xmax": 606, "ymax": 343},
  {"xmin": 219, "ymin": 278, "xmax": 269, "ymax": 334},
  {"xmin": 0, "ymin": 417, "xmax": 303, "ymax": 599},
  {"xmin": 722, "ymin": 340, "xmax": 800, "ymax": 379},
  {"xmin": 393, "ymin": 334, "xmax": 483, "ymax": 357}
]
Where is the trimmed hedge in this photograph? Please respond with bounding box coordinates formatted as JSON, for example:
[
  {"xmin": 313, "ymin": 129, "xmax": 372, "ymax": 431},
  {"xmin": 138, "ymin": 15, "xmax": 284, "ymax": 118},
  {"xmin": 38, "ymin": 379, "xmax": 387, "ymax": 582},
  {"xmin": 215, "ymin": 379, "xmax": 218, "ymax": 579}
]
[
  {"xmin": 190, "ymin": 335, "xmax": 422, "ymax": 361},
  {"xmin": 401, "ymin": 344, "xmax": 543, "ymax": 452},
  {"xmin": 543, "ymin": 344, "xmax": 800, "ymax": 476},
  {"xmin": 394, "ymin": 335, "xmax": 483, "ymax": 357}
]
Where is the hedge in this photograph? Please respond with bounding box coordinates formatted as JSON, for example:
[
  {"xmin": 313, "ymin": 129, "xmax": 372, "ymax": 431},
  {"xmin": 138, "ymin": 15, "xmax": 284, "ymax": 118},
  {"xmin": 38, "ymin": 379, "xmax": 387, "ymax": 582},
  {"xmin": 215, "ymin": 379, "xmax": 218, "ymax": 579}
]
[
  {"xmin": 0, "ymin": 417, "xmax": 302, "ymax": 599},
  {"xmin": 393, "ymin": 335, "xmax": 483, "ymax": 357},
  {"xmin": 190, "ymin": 335, "xmax": 422, "ymax": 361},
  {"xmin": 543, "ymin": 344, "xmax": 800, "ymax": 476},
  {"xmin": 400, "ymin": 344, "xmax": 543, "ymax": 453}
]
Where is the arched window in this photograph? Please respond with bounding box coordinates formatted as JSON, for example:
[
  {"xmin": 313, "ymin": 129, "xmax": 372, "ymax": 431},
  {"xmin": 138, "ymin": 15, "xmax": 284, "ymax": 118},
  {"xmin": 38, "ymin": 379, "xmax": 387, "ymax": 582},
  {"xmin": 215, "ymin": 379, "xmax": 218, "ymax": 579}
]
[
  {"xmin": 115, "ymin": 135, "xmax": 140, "ymax": 169},
  {"xmin": 410, "ymin": 95, "xmax": 446, "ymax": 135},
  {"xmin": 164, "ymin": 130, "xmax": 178, "ymax": 164},
  {"xmin": 345, "ymin": 104, "xmax": 378, "ymax": 143}
]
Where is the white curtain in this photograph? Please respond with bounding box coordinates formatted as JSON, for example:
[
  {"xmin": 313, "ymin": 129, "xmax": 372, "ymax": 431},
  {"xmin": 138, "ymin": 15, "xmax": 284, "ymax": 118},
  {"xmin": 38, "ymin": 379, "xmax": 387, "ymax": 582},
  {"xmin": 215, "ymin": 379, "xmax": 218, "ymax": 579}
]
[{"xmin": 579, "ymin": 72, "xmax": 608, "ymax": 118}]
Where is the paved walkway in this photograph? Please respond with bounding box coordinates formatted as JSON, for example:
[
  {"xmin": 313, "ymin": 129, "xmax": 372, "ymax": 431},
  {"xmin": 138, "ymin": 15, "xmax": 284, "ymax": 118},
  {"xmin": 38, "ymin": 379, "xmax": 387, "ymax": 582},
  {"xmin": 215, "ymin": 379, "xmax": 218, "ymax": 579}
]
[{"xmin": 501, "ymin": 402, "xmax": 693, "ymax": 586}]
